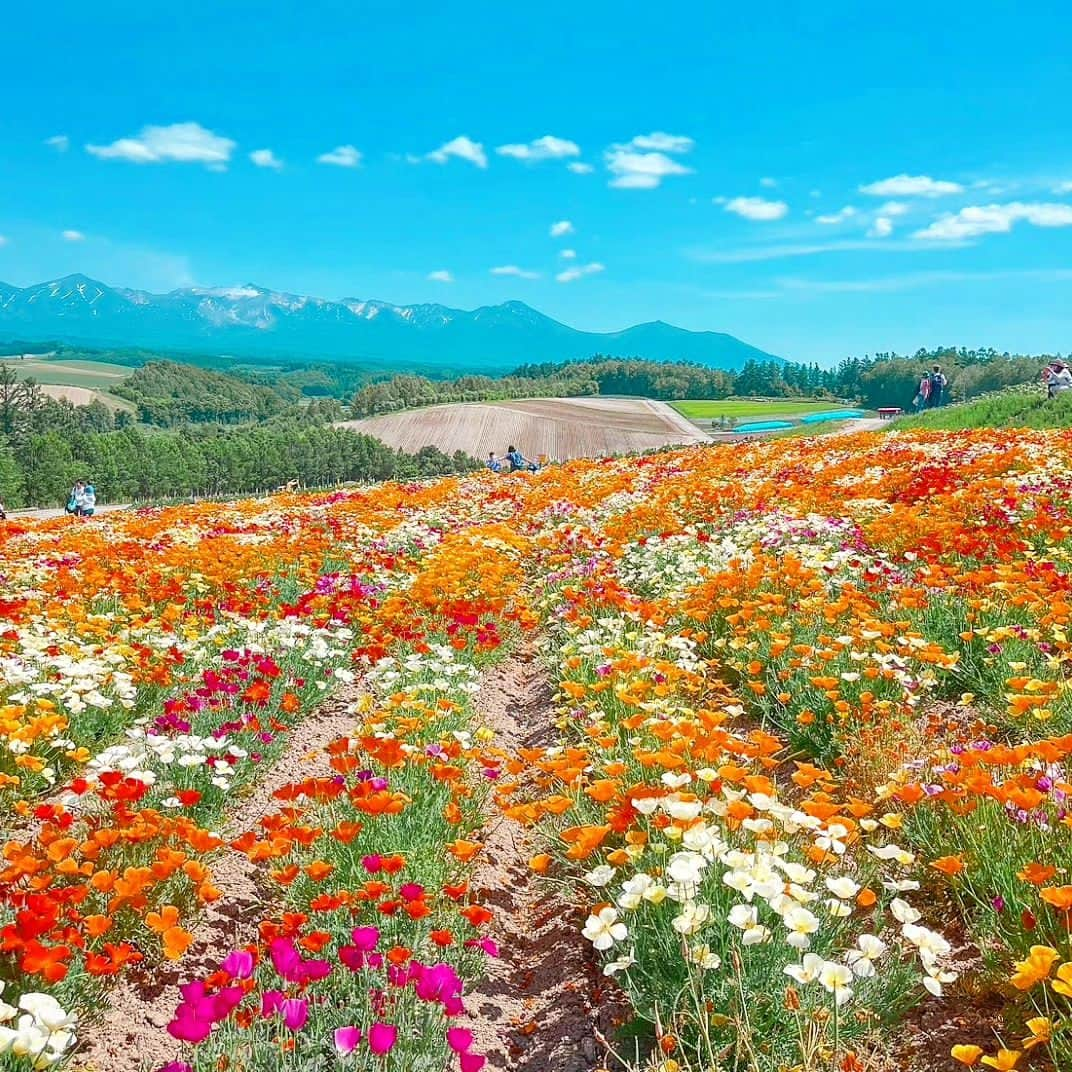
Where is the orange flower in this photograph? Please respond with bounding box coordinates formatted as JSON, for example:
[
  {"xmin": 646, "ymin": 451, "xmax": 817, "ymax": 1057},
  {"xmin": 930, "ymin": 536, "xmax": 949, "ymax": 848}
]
[
  {"xmin": 1017, "ymin": 863, "xmax": 1057, "ymax": 886},
  {"xmin": 931, "ymin": 855, "xmax": 965, "ymax": 877}
]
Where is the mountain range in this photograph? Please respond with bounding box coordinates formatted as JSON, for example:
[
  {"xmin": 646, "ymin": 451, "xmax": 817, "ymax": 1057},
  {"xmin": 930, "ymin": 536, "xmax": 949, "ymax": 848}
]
[{"xmin": 0, "ymin": 275, "xmax": 783, "ymax": 371}]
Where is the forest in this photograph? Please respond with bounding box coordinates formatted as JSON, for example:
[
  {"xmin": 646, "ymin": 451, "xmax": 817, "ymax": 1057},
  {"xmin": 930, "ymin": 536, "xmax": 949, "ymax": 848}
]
[{"xmin": 0, "ymin": 366, "xmax": 476, "ymax": 509}]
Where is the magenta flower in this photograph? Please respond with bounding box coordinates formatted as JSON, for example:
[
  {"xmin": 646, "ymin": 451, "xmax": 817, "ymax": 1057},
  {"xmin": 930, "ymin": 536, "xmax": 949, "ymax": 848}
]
[
  {"xmin": 447, "ymin": 1027, "xmax": 474, "ymax": 1053},
  {"xmin": 368, "ymin": 1022, "xmax": 398, "ymax": 1055},
  {"xmin": 281, "ymin": 998, "xmax": 309, "ymax": 1032},
  {"xmin": 362, "ymin": 854, "xmax": 383, "ymax": 873},
  {"xmin": 399, "ymin": 883, "xmax": 424, "ymax": 901},
  {"xmin": 334, "ymin": 1026, "xmax": 362, "ymax": 1055},
  {"xmin": 351, "ymin": 926, "xmax": 380, "ymax": 951},
  {"xmin": 220, "ymin": 949, "xmax": 254, "ymax": 979},
  {"xmin": 262, "ymin": 990, "xmax": 286, "ymax": 1018},
  {"xmin": 460, "ymin": 1054, "xmax": 487, "ymax": 1072}
]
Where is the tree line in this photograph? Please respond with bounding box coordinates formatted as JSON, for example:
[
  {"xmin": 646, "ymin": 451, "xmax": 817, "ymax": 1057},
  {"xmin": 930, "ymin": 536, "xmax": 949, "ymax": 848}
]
[
  {"xmin": 0, "ymin": 367, "xmax": 476, "ymax": 509},
  {"xmin": 352, "ymin": 348, "xmax": 1064, "ymax": 415}
]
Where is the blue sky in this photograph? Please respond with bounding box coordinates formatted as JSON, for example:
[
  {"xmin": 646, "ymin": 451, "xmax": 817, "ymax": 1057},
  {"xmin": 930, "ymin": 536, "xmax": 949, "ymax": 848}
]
[{"xmin": 2, "ymin": 0, "xmax": 1071, "ymax": 364}]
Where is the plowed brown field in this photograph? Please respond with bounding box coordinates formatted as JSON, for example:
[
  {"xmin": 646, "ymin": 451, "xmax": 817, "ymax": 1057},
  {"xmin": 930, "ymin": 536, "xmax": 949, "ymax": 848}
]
[{"xmin": 337, "ymin": 397, "xmax": 710, "ymax": 461}]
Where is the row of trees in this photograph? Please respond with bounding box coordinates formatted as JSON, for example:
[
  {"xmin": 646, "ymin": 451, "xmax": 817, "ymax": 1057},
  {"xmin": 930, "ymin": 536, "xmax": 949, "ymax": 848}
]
[
  {"xmin": 0, "ymin": 367, "xmax": 477, "ymax": 508},
  {"xmin": 352, "ymin": 348, "xmax": 1062, "ymax": 416}
]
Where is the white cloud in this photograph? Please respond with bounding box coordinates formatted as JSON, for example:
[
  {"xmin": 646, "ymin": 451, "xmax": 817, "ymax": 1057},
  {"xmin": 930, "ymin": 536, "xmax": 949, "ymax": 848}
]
[
  {"xmin": 45, "ymin": 135, "xmax": 69, "ymax": 152},
  {"xmin": 427, "ymin": 270, "xmax": 454, "ymax": 283},
  {"xmin": 250, "ymin": 148, "xmax": 283, "ymax": 170},
  {"xmin": 625, "ymin": 132, "xmax": 694, "ymax": 153},
  {"xmin": 550, "ymin": 220, "xmax": 574, "ymax": 238},
  {"xmin": 62, "ymin": 230, "xmax": 85, "ymax": 242},
  {"xmin": 428, "ymin": 136, "xmax": 487, "ymax": 168},
  {"xmin": 556, "ymin": 261, "xmax": 605, "ymax": 283},
  {"xmin": 86, "ymin": 122, "xmax": 235, "ymax": 166},
  {"xmin": 1055, "ymin": 181, "xmax": 1072, "ymax": 194},
  {"xmin": 567, "ymin": 162, "xmax": 594, "ymax": 174},
  {"xmin": 559, "ymin": 248, "xmax": 577, "ymax": 259},
  {"xmin": 723, "ymin": 196, "xmax": 789, "ymax": 221},
  {"xmin": 868, "ymin": 216, "xmax": 894, "ymax": 238},
  {"xmin": 0, "ymin": 235, "xmax": 8, "ymax": 247},
  {"xmin": 760, "ymin": 176, "xmax": 778, "ymax": 188},
  {"xmin": 859, "ymin": 173, "xmax": 964, "ymax": 197},
  {"xmin": 782, "ymin": 267, "xmax": 1072, "ymax": 294},
  {"xmin": 914, "ymin": 201, "xmax": 1072, "ymax": 240},
  {"xmin": 605, "ymin": 149, "xmax": 692, "ymax": 189},
  {"xmin": 878, "ymin": 200, "xmax": 910, "ymax": 217},
  {"xmin": 816, "ymin": 205, "xmax": 857, "ymax": 225},
  {"xmin": 496, "ymin": 135, "xmax": 580, "ymax": 162},
  {"xmin": 689, "ymin": 237, "xmax": 964, "ymax": 263},
  {"xmin": 317, "ymin": 145, "xmax": 362, "ymax": 167},
  {"xmin": 490, "ymin": 265, "xmax": 541, "ymax": 279}
]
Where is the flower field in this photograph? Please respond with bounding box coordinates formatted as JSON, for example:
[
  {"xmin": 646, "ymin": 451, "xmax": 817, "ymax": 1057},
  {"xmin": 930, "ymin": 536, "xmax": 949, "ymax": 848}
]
[{"xmin": 2, "ymin": 428, "xmax": 1072, "ymax": 1071}]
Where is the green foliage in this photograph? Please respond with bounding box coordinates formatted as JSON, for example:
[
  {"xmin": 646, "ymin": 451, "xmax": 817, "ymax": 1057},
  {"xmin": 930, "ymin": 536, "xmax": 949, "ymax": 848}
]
[
  {"xmin": 895, "ymin": 384, "xmax": 1072, "ymax": 430},
  {"xmin": 115, "ymin": 361, "xmax": 289, "ymax": 425}
]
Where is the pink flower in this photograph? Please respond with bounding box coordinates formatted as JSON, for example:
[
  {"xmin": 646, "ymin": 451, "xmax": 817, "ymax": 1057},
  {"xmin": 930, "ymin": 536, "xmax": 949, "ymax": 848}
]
[
  {"xmin": 362, "ymin": 854, "xmax": 383, "ymax": 873},
  {"xmin": 460, "ymin": 1054, "xmax": 486, "ymax": 1072},
  {"xmin": 447, "ymin": 1027, "xmax": 474, "ymax": 1053},
  {"xmin": 399, "ymin": 883, "xmax": 424, "ymax": 901},
  {"xmin": 368, "ymin": 1023, "xmax": 398, "ymax": 1055},
  {"xmin": 281, "ymin": 998, "xmax": 309, "ymax": 1032},
  {"xmin": 334, "ymin": 1026, "xmax": 362, "ymax": 1055},
  {"xmin": 270, "ymin": 938, "xmax": 304, "ymax": 983},
  {"xmin": 351, "ymin": 926, "xmax": 380, "ymax": 951},
  {"xmin": 220, "ymin": 950, "xmax": 254, "ymax": 979},
  {"xmin": 464, "ymin": 937, "xmax": 500, "ymax": 957},
  {"xmin": 261, "ymin": 990, "xmax": 285, "ymax": 1018}
]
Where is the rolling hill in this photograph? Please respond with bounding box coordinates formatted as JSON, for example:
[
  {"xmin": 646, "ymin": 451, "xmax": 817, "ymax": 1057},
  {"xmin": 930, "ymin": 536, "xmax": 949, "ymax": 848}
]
[{"xmin": 0, "ymin": 275, "xmax": 783, "ymax": 371}]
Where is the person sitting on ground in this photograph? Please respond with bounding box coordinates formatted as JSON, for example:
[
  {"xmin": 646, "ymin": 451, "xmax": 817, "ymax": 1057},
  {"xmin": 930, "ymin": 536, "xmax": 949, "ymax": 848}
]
[
  {"xmin": 505, "ymin": 445, "xmax": 538, "ymax": 473},
  {"xmin": 78, "ymin": 481, "xmax": 96, "ymax": 517},
  {"xmin": 0, "ymin": 498, "xmax": 6, "ymax": 521},
  {"xmin": 927, "ymin": 365, "xmax": 947, "ymax": 407},
  {"xmin": 486, "ymin": 452, "xmax": 502, "ymax": 473},
  {"xmin": 1044, "ymin": 360, "xmax": 1072, "ymax": 398}
]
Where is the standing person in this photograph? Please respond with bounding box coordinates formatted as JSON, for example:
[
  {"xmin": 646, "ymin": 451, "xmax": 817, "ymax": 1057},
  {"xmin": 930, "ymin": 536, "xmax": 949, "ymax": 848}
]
[
  {"xmin": 66, "ymin": 481, "xmax": 84, "ymax": 515},
  {"xmin": 79, "ymin": 481, "xmax": 96, "ymax": 517},
  {"xmin": 1044, "ymin": 360, "xmax": 1072, "ymax": 398},
  {"xmin": 912, "ymin": 372, "xmax": 931, "ymax": 411},
  {"xmin": 927, "ymin": 365, "xmax": 947, "ymax": 408}
]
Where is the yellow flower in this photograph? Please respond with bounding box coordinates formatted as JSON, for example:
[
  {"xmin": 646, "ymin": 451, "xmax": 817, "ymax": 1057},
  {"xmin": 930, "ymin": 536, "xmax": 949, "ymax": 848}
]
[
  {"xmin": 980, "ymin": 1050, "xmax": 1020, "ymax": 1071},
  {"xmin": 1021, "ymin": 1016, "xmax": 1052, "ymax": 1051},
  {"xmin": 950, "ymin": 1044, "xmax": 983, "ymax": 1066},
  {"xmin": 1009, "ymin": 945, "xmax": 1059, "ymax": 990},
  {"xmin": 1052, "ymin": 961, "xmax": 1072, "ymax": 998}
]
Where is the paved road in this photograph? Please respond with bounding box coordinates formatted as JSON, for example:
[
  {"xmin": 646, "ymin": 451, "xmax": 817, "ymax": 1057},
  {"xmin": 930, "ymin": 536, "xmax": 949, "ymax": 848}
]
[{"xmin": 5, "ymin": 503, "xmax": 131, "ymax": 522}]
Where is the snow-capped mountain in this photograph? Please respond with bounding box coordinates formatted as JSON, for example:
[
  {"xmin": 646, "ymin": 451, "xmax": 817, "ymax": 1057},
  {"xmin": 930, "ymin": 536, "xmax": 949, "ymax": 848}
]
[{"xmin": 0, "ymin": 274, "xmax": 783, "ymax": 370}]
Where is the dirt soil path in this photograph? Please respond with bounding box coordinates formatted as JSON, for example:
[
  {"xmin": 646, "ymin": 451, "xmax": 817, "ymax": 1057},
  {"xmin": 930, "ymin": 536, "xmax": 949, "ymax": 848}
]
[
  {"xmin": 468, "ymin": 649, "xmax": 626, "ymax": 1072},
  {"xmin": 72, "ymin": 687, "xmax": 364, "ymax": 1072}
]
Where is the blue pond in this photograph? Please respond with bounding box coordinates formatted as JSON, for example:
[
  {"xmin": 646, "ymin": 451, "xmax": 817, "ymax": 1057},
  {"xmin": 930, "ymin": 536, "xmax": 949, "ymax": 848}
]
[
  {"xmin": 799, "ymin": 409, "xmax": 866, "ymax": 424},
  {"xmin": 735, "ymin": 420, "xmax": 795, "ymax": 433}
]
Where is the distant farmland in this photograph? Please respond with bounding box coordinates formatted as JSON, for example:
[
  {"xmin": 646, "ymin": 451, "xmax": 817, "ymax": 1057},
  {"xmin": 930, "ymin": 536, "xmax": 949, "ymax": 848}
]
[
  {"xmin": 671, "ymin": 398, "xmax": 836, "ymax": 419},
  {"xmin": 339, "ymin": 398, "xmax": 711, "ymax": 461}
]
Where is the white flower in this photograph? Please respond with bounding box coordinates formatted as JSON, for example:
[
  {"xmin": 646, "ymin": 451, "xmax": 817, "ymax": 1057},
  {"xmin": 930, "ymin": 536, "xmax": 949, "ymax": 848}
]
[
  {"xmin": 783, "ymin": 906, "xmax": 820, "ymax": 949},
  {"xmin": 728, "ymin": 903, "xmax": 757, "ymax": 930},
  {"xmin": 742, "ymin": 925, "xmax": 770, "ymax": 945},
  {"xmin": 672, "ymin": 901, "xmax": 711, "ymax": 935},
  {"xmin": 824, "ymin": 876, "xmax": 860, "ymax": 899},
  {"xmin": 582, "ymin": 907, "xmax": 628, "ymax": 951},
  {"xmin": 825, "ymin": 898, "xmax": 852, "ymax": 918},
  {"xmin": 584, "ymin": 864, "xmax": 616, "ymax": 887},
  {"xmin": 17, "ymin": 994, "xmax": 76, "ymax": 1033},
  {"xmin": 667, "ymin": 851, "xmax": 707, "ymax": 886},
  {"xmin": 688, "ymin": 943, "xmax": 721, "ymax": 970},
  {"xmin": 902, "ymin": 923, "xmax": 951, "ymax": 962},
  {"xmin": 818, "ymin": 961, "xmax": 854, "ymax": 1004},
  {"xmin": 784, "ymin": 952, "xmax": 824, "ymax": 985},
  {"xmin": 890, "ymin": 898, "xmax": 921, "ymax": 924},
  {"xmin": 603, "ymin": 949, "xmax": 637, "ymax": 976},
  {"xmin": 846, "ymin": 934, "xmax": 887, "ymax": 977},
  {"xmin": 663, "ymin": 797, "xmax": 703, "ymax": 821},
  {"xmin": 631, "ymin": 796, "xmax": 659, "ymax": 815}
]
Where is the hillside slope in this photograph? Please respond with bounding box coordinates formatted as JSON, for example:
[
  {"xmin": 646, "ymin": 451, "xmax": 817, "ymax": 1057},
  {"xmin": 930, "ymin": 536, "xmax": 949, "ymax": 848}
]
[{"xmin": 894, "ymin": 386, "xmax": 1072, "ymax": 430}]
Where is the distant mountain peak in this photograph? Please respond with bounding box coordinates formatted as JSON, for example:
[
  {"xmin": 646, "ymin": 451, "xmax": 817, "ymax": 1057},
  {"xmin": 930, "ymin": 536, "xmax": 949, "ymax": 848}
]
[{"xmin": 0, "ymin": 275, "xmax": 785, "ymax": 370}]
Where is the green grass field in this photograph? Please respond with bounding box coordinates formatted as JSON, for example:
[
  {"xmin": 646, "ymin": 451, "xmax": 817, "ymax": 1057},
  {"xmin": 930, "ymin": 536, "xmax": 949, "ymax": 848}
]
[
  {"xmin": 1, "ymin": 357, "xmax": 133, "ymax": 388},
  {"xmin": 893, "ymin": 385, "xmax": 1072, "ymax": 430},
  {"xmin": 671, "ymin": 398, "xmax": 840, "ymax": 419}
]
